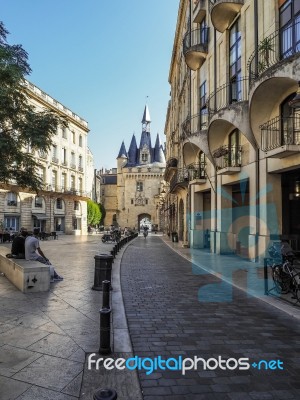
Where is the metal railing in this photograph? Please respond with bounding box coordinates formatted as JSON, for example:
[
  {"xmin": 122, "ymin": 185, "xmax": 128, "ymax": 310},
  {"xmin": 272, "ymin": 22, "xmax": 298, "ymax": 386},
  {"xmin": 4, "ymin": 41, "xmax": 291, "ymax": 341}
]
[
  {"xmin": 206, "ymin": 77, "xmax": 249, "ymax": 118},
  {"xmin": 260, "ymin": 115, "xmax": 300, "ymax": 152},
  {"xmin": 213, "ymin": 145, "xmax": 242, "ymax": 169},
  {"xmin": 42, "ymin": 185, "xmax": 88, "ymax": 197},
  {"xmin": 248, "ymin": 19, "xmax": 300, "ymax": 86},
  {"xmin": 182, "ymin": 112, "xmax": 208, "ymax": 137},
  {"xmin": 186, "ymin": 162, "xmax": 206, "ymax": 180},
  {"xmin": 183, "ymin": 27, "xmax": 209, "ymax": 55}
]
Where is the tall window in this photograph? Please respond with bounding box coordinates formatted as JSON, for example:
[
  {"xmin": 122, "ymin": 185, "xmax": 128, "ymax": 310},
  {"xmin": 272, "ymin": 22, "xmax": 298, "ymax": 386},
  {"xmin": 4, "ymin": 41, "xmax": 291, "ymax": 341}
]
[
  {"xmin": 52, "ymin": 171, "xmax": 57, "ymax": 190},
  {"xmin": 61, "ymin": 173, "xmax": 66, "ymax": 189},
  {"xmin": 229, "ymin": 20, "xmax": 242, "ymax": 102},
  {"xmin": 79, "ymin": 155, "xmax": 83, "ymax": 170},
  {"xmin": 78, "ymin": 177, "xmax": 83, "ymax": 193},
  {"xmin": 79, "ymin": 135, "xmax": 83, "ymax": 147},
  {"xmin": 72, "ymin": 131, "xmax": 76, "ymax": 144},
  {"xmin": 35, "ymin": 196, "xmax": 43, "ymax": 208},
  {"xmin": 228, "ymin": 130, "xmax": 241, "ymax": 167},
  {"xmin": 199, "ymin": 151, "xmax": 206, "ymax": 178},
  {"xmin": 62, "ymin": 126, "xmax": 67, "ymax": 139},
  {"xmin": 281, "ymin": 94, "xmax": 300, "ymax": 144},
  {"xmin": 71, "ymin": 175, "xmax": 75, "ymax": 190},
  {"xmin": 5, "ymin": 216, "xmax": 19, "ymax": 231},
  {"xmin": 199, "ymin": 81, "xmax": 207, "ymax": 129},
  {"xmin": 71, "ymin": 152, "xmax": 75, "ymax": 168},
  {"xmin": 141, "ymin": 153, "xmax": 148, "ymax": 162},
  {"xmin": 62, "ymin": 148, "xmax": 67, "ymax": 165},
  {"xmin": 52, "ymin": 145, "xmax": 58, "ymax": 162},
  {"xmin": 280, "ymin": 0, "xmax": 300, "ymax": 58},
  {"xmin": 56, "ymin": 198, "xmax": 63, "ymax": 209},
  {"xmin": 74, "ymin": 201, "xmax": 79, "ymax": 211},
  {"xmin": 7, "ymin": 192, "xmax": 17, "ymax": 206},
  {"xmin": 136, "ymin": 181, "xmax": 143, "ymax": 192}
]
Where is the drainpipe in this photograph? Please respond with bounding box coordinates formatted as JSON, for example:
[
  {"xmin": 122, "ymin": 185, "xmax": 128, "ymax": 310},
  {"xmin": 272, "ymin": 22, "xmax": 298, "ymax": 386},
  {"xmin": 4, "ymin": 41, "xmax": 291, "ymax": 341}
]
[
  {"xmin": 254, "ymin": 0, "xmax": 259, "ymax": 261},
  {"xmin": 254, "ymin": 0, "xmax": 259, "ymax": 78},
  {"xmin": 213, "ymin": 27, "xmax": 218, "ymax": 253}
]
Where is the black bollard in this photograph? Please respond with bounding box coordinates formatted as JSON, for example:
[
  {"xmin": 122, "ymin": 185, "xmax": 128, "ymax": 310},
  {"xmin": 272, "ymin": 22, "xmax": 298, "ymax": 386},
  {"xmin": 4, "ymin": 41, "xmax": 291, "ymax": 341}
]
[
  {"xmin": 93, "ymin": 388, "xmax": 117, "ymax": 400},
  {"xmin": 102, "ymin": 280, "xmax": 110, "ymax": 308},
  {"xmin": 99, "ymin": 307, "xmax": 111, "ymax": 354},
  {"xmin": 110, "ymin": 249, "xmax": 115, "ymax": 260},
  {"xmin": 92, "ymin": 254, "xmax": 114, "ymax": 291}
]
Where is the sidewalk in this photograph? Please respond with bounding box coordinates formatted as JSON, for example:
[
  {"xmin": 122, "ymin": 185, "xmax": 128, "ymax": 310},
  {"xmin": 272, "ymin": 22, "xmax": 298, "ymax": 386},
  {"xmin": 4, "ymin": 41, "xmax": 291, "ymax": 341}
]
[
  {"xmin": 0, "ymin": 235, "xmax": 142, "ymax": 400},
  {"xmin": 161, "ymin": 235, "xmax": 300, "ymax": 320}
]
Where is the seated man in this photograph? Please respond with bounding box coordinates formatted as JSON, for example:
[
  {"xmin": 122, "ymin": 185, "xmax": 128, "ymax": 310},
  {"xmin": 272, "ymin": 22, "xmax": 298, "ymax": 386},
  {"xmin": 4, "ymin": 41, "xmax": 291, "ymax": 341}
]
[
  {"xmin": 25, "ymin": 228, "xmax": 63, "ymax": 282},
  {"xmin": 11, "ymin": 229, "xmax": 28, "ymax": 258}
]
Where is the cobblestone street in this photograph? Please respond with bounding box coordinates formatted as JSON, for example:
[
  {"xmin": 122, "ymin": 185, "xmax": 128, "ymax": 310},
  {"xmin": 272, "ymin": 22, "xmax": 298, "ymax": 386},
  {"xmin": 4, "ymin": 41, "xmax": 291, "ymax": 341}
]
[{"xmin": 121, "ymin": 236, "xmax": 300, "ymax": 400}]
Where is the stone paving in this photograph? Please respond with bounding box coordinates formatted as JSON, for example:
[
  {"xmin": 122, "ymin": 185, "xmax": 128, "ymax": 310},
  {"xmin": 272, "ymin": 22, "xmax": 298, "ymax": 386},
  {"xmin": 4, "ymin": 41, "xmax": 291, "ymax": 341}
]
[
  {"xmin": 121, "ymin": 235, "xmax": 300, "ymax": 400},
  {"xmin": 0, "ymin": 233, "xmax": 300, "ymax": 400},
  {"xmin": 0, "ymin": 235, "xmax": 142, "ymax": 400}
]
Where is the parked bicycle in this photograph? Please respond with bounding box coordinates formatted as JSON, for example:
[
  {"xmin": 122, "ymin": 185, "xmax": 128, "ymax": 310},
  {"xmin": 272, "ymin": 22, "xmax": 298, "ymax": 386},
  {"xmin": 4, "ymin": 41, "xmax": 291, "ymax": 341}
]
[{"xmin": 268, "ymin": 242, "xmax": 300, "ymax": 304}]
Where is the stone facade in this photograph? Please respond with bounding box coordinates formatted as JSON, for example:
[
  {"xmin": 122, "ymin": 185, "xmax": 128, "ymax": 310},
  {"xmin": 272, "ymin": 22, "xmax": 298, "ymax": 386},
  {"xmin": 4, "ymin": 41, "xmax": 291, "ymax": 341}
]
[
  {"xmin": 0, "ymin": 80, "xmax": 91, "ymax": 235},
  {"xmin": 164, "ymin": 0, "xmax": 300, "ymax": 261}
]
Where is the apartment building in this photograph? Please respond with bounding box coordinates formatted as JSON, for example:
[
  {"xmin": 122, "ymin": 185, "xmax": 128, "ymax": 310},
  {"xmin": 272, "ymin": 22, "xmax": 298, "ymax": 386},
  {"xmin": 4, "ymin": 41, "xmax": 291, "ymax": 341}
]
[
  {"xmin": 164, "ymin": 0, "xmax": 300, "ymax": 261},
  {"xmin": 0, "ymin": 81, "xmax": 91, "ymax": 235}
]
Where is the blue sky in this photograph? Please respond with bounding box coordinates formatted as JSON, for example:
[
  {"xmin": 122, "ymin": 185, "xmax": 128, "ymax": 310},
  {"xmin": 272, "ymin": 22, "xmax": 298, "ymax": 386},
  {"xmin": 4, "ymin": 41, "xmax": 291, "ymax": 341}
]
[{"xmin": 1, "ymin": 0, "xmax": 179, "ymax": 169}]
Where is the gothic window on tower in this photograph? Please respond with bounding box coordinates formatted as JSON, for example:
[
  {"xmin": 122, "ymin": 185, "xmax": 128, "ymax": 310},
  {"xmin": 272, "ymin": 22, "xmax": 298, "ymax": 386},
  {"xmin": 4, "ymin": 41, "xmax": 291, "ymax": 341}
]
[
  {"xmin": 136, "ymin": 181, "xmax": 143, "ymax": 192},
  {"xmin": 141, "ymin": 153, "xmax": 148, "ymax": 162}
]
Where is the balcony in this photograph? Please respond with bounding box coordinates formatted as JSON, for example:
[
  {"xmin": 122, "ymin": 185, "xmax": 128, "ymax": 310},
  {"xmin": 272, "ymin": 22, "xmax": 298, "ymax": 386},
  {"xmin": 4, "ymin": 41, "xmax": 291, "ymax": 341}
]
[
  {"xmin": 170, "ymin": 166, "xmax": 207, "ymax": 192},
  {"xmin": 209, "ymin": 0, "xmax": 244, "ymax": 33},
  {"xmin": 260, "ymin": 115, "xmax": 300, "ymax": 158},
  {"xmin": 186, "ymin": 162, "xmax": 206, "ymax": 183},
  {"xmin": 78, "ymin": 166, "xmax": 84, "ymax": 172},
  {"xmin": 248, "ymin": 19, "xmax": 300, "ymax": 87},
  {"xmin": 70, "ymin": 163, "xmax": 76, "ymax": 170},
  {"xmin": 183, "ymin": 28, "xmax": 209, "ymax": 70},
  {"xmin": 213, "ymin": 145, "xmax": 242, "ymax": 174},
  {"xmin": 206, "ymin": 77, "xmax": 249, "ymax": 120},
  {"xmin": 52, "ymin": 157, "xmax": 59, "ymax": 164},
  {"xmin": 193, "ymin": 0, "xmax": 206, "ymax": 23},
  {"xmin": 182, "ymin": 113, "xmax": 208, "ymax": 138}
]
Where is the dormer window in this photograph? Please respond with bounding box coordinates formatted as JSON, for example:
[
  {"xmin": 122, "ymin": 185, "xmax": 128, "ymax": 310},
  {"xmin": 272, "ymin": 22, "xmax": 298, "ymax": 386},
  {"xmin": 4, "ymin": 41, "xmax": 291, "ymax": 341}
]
[{"xmin": 141, "ymin": 153, "xmax": 148, "ymax": 162}]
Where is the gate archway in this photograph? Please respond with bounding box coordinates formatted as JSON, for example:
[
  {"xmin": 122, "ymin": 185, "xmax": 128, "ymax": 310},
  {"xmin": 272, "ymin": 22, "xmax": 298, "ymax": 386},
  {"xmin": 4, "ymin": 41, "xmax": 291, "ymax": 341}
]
[{"xmin": 138, "ymin": 213, "xmax": 151, "ymax": 231}]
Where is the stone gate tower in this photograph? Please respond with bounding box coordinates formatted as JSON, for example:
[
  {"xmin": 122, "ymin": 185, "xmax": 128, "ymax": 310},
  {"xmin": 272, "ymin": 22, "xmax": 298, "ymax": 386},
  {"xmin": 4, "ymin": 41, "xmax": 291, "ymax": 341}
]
[{"xmin": 116, "ymin": 105, "xmax": 166, "ymax": 230}]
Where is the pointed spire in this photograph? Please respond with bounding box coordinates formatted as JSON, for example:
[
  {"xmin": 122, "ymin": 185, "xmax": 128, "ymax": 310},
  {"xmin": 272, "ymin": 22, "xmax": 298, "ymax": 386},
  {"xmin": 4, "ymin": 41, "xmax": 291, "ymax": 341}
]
[
  {"xmin": 142, "ymin": 104, "xmax": 151, "ymax": 124},
  {"xmin": 117, "ymin": 141, "xmax": 127, "ymax": 158},
  {"xmin": 127, "ymin": 134, "xmax": 138, "ymax": 166},
  {"xmin": 141, "ymin": 104, "xmax": 151, "ymax": 133},
  {"xmin": 153, "ymin": 133, "xmax": 166, "ymax": 163}
]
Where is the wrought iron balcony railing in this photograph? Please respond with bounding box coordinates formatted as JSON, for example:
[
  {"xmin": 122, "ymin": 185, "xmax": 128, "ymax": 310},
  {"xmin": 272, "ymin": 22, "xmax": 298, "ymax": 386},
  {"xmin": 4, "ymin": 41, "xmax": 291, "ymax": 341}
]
[
  {"xmin": 42, "ymin": 185, "xmax": 88, "ymax": 197},
  {"xmin": 213, "ymin": 145, "xmax": 242, "ymax": 169},
  {"xmin": 183, "ymin": 27, "xmax": 209, "ymax": 70},
  {"xmin": 170, "ymin": 165, "xmax": 206, "ymax": 192},
  {"xmin": 186, "ymin": 163, "xmax": 206, "ymax": 180},
  {"xmin": 206, "ymin": 77, "xmax": 249, "ymax": 119},
  {"xmin": 248, "ymin": 19, "xmax": 300, "ymax": 87},
  {"xmin": 182, "ymin": 112, "xmax": 208, "ymax": 138},
  {"xmin": 260, "ymin": 115, "xmax": 300, "ymax": 152}
]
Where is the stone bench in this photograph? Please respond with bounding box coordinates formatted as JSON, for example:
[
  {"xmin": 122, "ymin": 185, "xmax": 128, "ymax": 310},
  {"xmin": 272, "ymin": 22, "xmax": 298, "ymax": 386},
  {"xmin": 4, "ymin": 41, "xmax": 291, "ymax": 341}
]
[{"xmin": 0, "ymin": 247, "xmax": 50, "ymax": 293}]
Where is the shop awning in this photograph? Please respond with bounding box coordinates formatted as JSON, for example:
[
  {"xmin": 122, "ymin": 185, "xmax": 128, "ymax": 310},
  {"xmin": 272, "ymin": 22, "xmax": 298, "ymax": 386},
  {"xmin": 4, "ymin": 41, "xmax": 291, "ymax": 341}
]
[{"xmin": 32, "ymin": 214, "xmax": 50, "ymax": 220}]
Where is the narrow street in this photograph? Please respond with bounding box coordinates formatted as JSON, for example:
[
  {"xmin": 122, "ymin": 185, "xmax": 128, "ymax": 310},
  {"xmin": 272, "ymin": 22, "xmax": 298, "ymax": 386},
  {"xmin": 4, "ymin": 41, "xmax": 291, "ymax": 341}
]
[{"xmin": 121, "ymin": 236, "xmax": 300, "ymax": 400}]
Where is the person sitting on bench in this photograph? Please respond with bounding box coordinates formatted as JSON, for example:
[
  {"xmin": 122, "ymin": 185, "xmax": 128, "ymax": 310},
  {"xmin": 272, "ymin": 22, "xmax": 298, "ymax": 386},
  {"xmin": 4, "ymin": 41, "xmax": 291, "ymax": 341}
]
[{"xmin": 11, "ymin": 228, "xmax": 28, "ymax": 258}]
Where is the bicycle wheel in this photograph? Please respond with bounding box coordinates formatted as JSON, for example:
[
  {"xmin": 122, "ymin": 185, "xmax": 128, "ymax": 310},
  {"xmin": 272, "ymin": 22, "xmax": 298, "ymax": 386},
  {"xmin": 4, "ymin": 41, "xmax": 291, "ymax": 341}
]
[
  {"xmin": 291, "ymin": 273, "xmax": 300, "ymax": 302},
  {"xmin": 272, "ymin": 266, "xmax": 291, "ymax": 294}
]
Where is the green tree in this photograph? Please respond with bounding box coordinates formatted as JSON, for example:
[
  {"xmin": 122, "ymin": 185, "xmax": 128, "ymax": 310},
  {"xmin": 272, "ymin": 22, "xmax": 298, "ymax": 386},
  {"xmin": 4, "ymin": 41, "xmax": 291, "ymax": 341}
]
[
  {"xmin": 0, "ymin": 21, "xmax": 67, "ymax": 191},
  {"xmin": 87, "ymin": 200, "xmax": 102, "ymax": 226},
  {"xmin": 98, "ymin": 203, "xmax": 106, "ymax": 225}
]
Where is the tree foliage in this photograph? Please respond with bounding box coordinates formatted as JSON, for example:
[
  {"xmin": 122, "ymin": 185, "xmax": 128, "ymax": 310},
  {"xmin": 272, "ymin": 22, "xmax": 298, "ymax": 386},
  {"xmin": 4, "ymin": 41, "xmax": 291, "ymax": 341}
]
[
  {"xmin": 87, "ymin": 200, "xmax": 102, "ymax": 226},
  {"xmin": 98, "ymin": 203, "xmax": 106, "ymax": 225},
  {"xmin": 0, "ymin": 21, "xmax": 67, "ymax": 191}
]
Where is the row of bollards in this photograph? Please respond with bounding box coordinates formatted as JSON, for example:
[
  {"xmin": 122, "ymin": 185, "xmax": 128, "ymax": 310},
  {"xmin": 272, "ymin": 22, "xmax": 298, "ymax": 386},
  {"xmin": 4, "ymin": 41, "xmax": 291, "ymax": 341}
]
[{"xmin": 92, "ymin": 233, "xmax": 139, "ymax": 399}]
